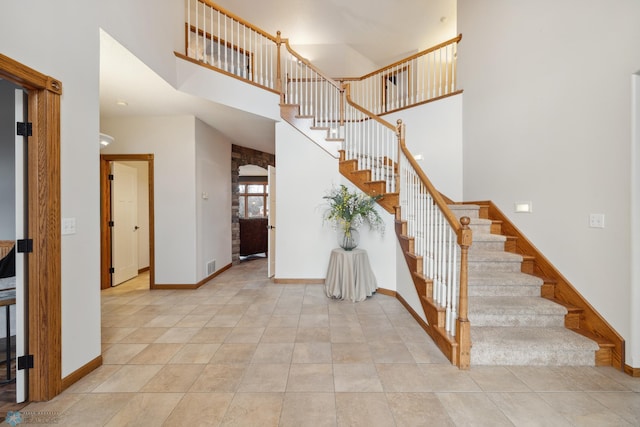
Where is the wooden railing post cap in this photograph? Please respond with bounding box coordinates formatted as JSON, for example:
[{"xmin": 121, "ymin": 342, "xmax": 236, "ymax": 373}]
[{"xmin": 458, "ymin": 216, "xmax": 473, "ymax": 246}]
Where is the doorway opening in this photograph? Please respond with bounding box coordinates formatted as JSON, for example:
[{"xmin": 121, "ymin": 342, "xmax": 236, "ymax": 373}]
[
  {"xmin": 100, "ymin": 154, "xmax": 155, "ymax": 289},
  {"xmin": 0, "ymin": 54, "xmax": 63, "ymax": 402}
]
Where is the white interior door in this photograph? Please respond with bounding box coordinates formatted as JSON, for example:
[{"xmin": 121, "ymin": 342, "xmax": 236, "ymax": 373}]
[
  {"xmin": 111, "ymin": 162, "xmax": 139, "ymax": 286},
  {"xmin": 14, "ymin": 88, "xmax": 27, "ymax": 403},
  {"xmin": 267, "ymin": 166, "xmax": 276, "ymax": 278}
]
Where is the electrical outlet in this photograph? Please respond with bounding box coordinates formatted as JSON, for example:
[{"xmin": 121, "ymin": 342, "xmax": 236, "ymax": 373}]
[{"xmin": 589, "ymin": 214, "xmax": 605, "ymax": 228}]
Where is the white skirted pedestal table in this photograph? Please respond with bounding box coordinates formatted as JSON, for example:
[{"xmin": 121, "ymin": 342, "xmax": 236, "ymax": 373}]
[{"xmin": 325, "ymin": 248, "xmax": 377, "ymax": 302}]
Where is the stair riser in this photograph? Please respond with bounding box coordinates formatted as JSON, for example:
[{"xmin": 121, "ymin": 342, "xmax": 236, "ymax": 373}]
[
  {"xmin": 449, "ymin": 208, "xmax": 480, "ymax": 219},
  {"xmin": 469, "ymin": 314, "xmax": 566, "ymax": 328},
  {"xmin": 471, "ymin": 348, "xmax": 595, "ymax": 366},
  {"xmin": 468, "ymin": 224, "xmax": 492, "ymax": 234}
]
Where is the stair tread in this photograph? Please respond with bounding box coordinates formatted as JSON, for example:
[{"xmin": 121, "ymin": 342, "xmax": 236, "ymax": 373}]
[
  {"xmin": 468, "ymin": 271, "xmax": 543, "ymax": 286},
  {"xmin": 469, "ymin": 296, "xmax": 567, "ymax": 315},
  {"xmin": 470, "ymin": 232, "xmax": 506, "ymax": 243},
  {"xmin": 468, "ymin": 250, "xmax": 523, "ymax": 262}
]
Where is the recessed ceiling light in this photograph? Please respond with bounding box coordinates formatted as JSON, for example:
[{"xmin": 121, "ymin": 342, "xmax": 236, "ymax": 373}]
[{"xmin": 115, "ymin": 100, "xmax": 128, "ymax": 106}]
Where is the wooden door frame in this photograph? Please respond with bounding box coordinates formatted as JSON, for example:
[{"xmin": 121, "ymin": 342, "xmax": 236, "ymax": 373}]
[
  {"xmin": 0, "ymin": 54, "xmax": 62, "ymax": 401},
  {"xmin": 100, "ymin": 154, "xmax": 155, "ymax": 289}
]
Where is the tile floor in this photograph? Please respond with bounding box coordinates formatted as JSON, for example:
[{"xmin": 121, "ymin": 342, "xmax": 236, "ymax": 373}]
[{"xmin": 13, "ymin": 258, "xmax": 640, "ymax": 426}]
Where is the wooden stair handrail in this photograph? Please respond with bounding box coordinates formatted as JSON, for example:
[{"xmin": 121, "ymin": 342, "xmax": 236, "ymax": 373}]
[
  {"xmin": 281, "ymin": 39, "xmax": 343, "ymax": 92},
  {"xmin": 343, "ymin": 84, "xmax": 398, "ymax": 132},
  {"xmin": 355, "ymin": 34, "xmax": 463, "ymax": 81},
  {"xmin": 396, "ymin": 121, "xmax": 462, "ymax": 233},
  {"xmin": 193, "ymin": 0, "xmax": 279, "ymax": 42}
]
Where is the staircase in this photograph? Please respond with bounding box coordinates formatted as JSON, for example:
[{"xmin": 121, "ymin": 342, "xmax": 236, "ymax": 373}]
[
  {"xmin": 449, "ymin": 204, "xmax": 600, "ymax": 365},
  {"xmin": 281, "ymin": 102, "xmax": 607, "ymax": 367}
]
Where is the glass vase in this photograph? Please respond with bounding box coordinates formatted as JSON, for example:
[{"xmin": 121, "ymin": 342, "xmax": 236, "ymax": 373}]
[{"xmin": 338, "ymin": 227, "xmax": 360, "ymax": 251}]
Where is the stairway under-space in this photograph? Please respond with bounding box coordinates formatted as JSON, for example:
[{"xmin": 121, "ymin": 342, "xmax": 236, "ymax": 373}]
[{"xmin": 449, "ymin": 204, "xmax": 599, "ymax": 366}]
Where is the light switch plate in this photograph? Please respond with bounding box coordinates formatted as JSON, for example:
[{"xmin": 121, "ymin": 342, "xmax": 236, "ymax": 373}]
[{"xmin": 62, "ymin": 217, "xmax": 76, "ymax": 235}]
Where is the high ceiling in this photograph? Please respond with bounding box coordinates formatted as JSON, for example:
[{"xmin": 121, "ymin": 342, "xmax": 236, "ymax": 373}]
[{"xmin": 99, "ymin": 0, "xmax": 456, "ymax": 154}]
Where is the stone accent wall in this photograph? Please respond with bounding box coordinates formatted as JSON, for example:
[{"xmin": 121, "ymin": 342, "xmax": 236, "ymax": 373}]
[{"xmin": 231, "ymin": 144, "xmax": 275, "ymax": 264}]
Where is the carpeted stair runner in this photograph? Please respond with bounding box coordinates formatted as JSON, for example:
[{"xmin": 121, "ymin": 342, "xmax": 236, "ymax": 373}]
[{"xmin": 449, "ymin": 204, "xmax": 599, "ymax": 366}]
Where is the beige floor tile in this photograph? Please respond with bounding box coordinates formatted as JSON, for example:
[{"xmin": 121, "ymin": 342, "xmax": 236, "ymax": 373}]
[
  {"xmin": 418, "ymin": 364, "xmax": 482, "ymax": 392},
  {"xmin": 237, "ymin": 363, "xmax": 290, "ymax": 392},
  {"xmin": 206, "ymin": 314, "xmax": 242, "ymax": 327},
  {"xmin": 589, "ymin": 391, "xmax": 640, "ymax": 425},
  {"xmin": 292, "ymin": 342, "xmax": 333, "ymax": 363},
  {"xmin": 487, "ymin": 392, "xmax": 573, "ymax": 426},
  {"xmin": 101, "ymin": 343, "xmax": 148, "ymax": 364},
  {"xmin": 368, "ymin": 341, "xmax": 415, "ymax": 363},
  {"xmin": 332, "ymin": 343, "xmax": 373, "ymax": 363},
  {"xmin": 189, "ymin": 364, "xmax": 248, "ymax": 392},
  {"xmin": 299, "ymin": 313, "xmax": 330, "ymax": 328},
  {"xmin": 154, "ymin": 327, "xmax": 200, "ymax": 343},
  {"xmin": 405, "ymin": 341, "xmax": 450, "ymax": 364},
  {"xmin": 267, "ymin": 314, "xmax": 300, "ymax": 328},
  {"xmin": 52, "ymin": 393, "xmax": 131, "ymax": 426},
  {"xmin": 251, "ymin": 342, "xmax": 294, "ymax": 363},
  {"xmin": 189, "ymin": 326, "xmax": 233, "ymax": 343},
  {"xmin": 261, "ymin": 326, "xmax": 298, "ymax": 343},
  {"xmin": 175, "ymin": 314, "xmax": 215, "ymax": 327},
  {"xmin": 468, "ymin": 366, "xmax": 531, "ymax": 392},
  {"xmin": 539, "ymin": 391, "xmax": 633, "ymax": 426},
  {"xmin": 118, "ymin": 327, "xmax": 169, "ymax": 343},
  {"xmin": 333, "ymin": 363, "xmax": 383, "ymax": 392},
  {"xmin": 187, "ymin": 304, "xmax": 223, "ymax": 316},
  {"xmin": 280, "ymin": 392, "xmax": 336, "ymax": 427},
  {"xmin": 507, "ymin": 366, "xmax": 583, "ymax": 391},
  {"xmin": 296, "ymin": 327, "xmax": 331, "ymax": 342},
  {"xmin": 220, "ymin": 392, "xmax": 283, "ymax": 427},
  {"xmin": 376, "ymin": 363, "xmax": 430, "ymax": 392},
  {"xmin": 209, "ymin": 343, "xmax": 256, "ymax": 364},
  {"xmin": 386, "ymin": 392, "xmax": 455, "ymax": 427},
  {"xmin": 92, "ymin": 365, "xmax": 163, "ymax": 392},
  {"xmin": 169, "ymin": 343, "xmax": 220, "ymax": 364},
  {"xmin": 140, "ymin": 364, "xmax": 205, "ymax": 392},
  {"xmin": 335, "ymin": 393, "xmax": 395, "ymax": 427},
  {"xmin": 330, "ymin": 324, "xmax": 366, "ymax": 343},
  {"xmin": 144, "ymin": 314, "xmax": 186, "ymax": 327},
  {"xmin": 104, "ymin": 392, "xmax": 183, "ymax": 427},
  {"xmin": 287, "ymin": 363, "xmax": 334, "ymax": 392},
  {"xmin": 224, "ymin": 326, "xmax": 265, "ymax": 343},
  {"xmin": 557, "ymin": 366, "xmax": 631, "ymax": 391},
  {"xmin": 437, "ymin": 392, "xmax": 514, "ymax": 427},
  {"xmin": 101, "ymin": 327, "xmax": 137, "ymax": 343},
  {"xmin": 63, "ymin": 365, "xmax": 122, "ymax": 393},
  {"xmin": 128, "ymin": 343, "xmax": 184, "ymax": 364},
  {"xmin": 163, "ymin": 392, "xmax": 234, "ymax": 426}
]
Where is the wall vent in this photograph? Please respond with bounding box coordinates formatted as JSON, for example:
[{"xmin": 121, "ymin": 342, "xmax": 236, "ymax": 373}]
[{"xmin": 207, "ymin": 260, "xmax": 216, "ymax": 276}]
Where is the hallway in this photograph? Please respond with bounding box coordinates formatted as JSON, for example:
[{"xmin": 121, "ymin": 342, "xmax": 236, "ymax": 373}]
[{"xmin": 15, "ymin": 259, "xmax": 640, "ymax": 426}]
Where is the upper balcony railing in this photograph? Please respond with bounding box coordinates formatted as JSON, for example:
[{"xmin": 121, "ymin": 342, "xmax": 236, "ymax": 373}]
[
  {"xmin": 185, "ymin": 0, "xmax": 279, "ymax": 92},
  {"xmin": 342, "ymin": 35, "xmax": 462, "ymax": 116}
]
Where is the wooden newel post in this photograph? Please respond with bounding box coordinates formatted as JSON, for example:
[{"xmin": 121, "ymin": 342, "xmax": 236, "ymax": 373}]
[
  {"xmin": 276, "ymin": 31, "xmax": 283, "ymax": 104},
  {"xmin": 456, "ymin": 216, "xmax": 472, "ymax": 369}
]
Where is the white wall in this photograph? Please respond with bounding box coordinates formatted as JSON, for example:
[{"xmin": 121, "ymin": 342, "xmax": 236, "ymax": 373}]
[
  {"xmin": 0, "ymin": 0, "xmax": 103, "ymax": 377},
  {"xmin": 385, "ymin": 94, "xmax": 463, "ymax": 201},
  {"xmin": 458, "ymin": 0, "xmax": 640, "ymax": 366},
  {"xmin": 101, "ymin": 116, "xmax": 199, "ymax": 284},
  {"xmin": 275, "ymin": 121, "xmax": 396, "ymax": 288},
  {"xmin": 195, "ymin": 119, "xmax": 232, "ymax": 280},
  {"xmin": 631, "ymin": 73, "xmax": 640, "ymax": 368}
]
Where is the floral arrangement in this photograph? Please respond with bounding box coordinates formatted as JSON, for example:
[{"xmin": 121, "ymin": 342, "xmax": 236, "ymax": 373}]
[{"xmin": 322, "ymin": 185, "xmax": 385, "ymax": 235}]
